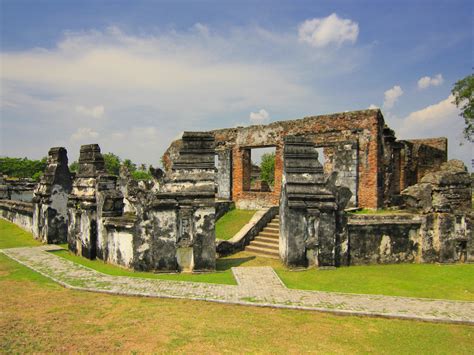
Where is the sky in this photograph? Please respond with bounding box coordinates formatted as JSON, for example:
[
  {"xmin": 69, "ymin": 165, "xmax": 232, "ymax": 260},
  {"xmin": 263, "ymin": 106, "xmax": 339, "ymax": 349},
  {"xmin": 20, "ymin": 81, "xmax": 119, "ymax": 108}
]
[{"xmin": 0, "ymin": 0, "xmax": 472, "ymax": 169}]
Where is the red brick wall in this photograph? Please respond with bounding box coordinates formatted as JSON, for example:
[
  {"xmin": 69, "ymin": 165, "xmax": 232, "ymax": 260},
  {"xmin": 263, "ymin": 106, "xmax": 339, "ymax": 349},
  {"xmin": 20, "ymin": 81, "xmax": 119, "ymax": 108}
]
[
  {"xmin": 223, "ymin": 110, "xmax": 384, "ymax": 209},
  {"xmin": 163, "ymin": 110, "xmax": 445, "ymax": 209}
]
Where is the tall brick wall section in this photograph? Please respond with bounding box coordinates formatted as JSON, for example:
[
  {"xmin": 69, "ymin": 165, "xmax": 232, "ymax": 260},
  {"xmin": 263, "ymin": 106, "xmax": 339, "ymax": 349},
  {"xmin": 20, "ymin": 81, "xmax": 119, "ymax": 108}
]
[
  {"xmin": 397, "ymin": 138, "xmax": 447, "ymax": 190},
  {"xmin": 163, "ymin": 110, "xmax": 447, "ymax": 210},
  {"xmin": 214, "ymin": 110, "xmax": 384, "ymax": 209}
]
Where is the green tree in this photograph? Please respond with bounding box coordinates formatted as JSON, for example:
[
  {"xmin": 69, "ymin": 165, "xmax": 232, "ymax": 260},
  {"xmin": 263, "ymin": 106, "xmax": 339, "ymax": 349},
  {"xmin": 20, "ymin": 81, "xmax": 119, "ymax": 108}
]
[
  {"xmin": 451, "ymin": 73, "xmax": 474, "ymax": 142},
  {"xmin": 260, "ymin": 152, "xmax": 275, "ymax": 187},
  {"xmin": 0, "ymin": 157, "xmax": 47, "ymax": 179},
  {"xmin": 103, "ymin": 152, "xmax": 121, "ymax": 175},
  {"xmin": 69, "ymin": 161, "xmax": 79, "ymax": 173},
  {"xmin": 122, "ymin": 159, "xmax": 137, "ymax": 173},
  {"xmin": 131, "ymin": 170, "xmax": 152, "ymax": 181}
]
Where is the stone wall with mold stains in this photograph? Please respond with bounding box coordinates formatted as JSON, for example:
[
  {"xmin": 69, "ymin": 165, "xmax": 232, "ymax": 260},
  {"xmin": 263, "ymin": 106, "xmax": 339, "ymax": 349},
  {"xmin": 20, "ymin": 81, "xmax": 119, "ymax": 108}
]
[
  {"xmin": 164, "ymin": 109, "xmax": 447, "ymax": 210},
  {"xmin": 32, "ymin": 147, "xmax": 72, "ymax": 244}
]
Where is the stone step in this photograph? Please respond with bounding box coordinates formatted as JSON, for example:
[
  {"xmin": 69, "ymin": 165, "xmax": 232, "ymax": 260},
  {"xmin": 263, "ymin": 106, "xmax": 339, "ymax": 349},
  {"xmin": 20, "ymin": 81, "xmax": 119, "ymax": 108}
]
[
  {"xmin": 263, "ymin": 226, "xmax": 279, "ymax": 233},
  {"xmin": 254, "ymin": 236, "xmax": 279, "ymax": 244},
  {"xmin": 259, "ymin": 231, "xmax": 279, "ymax": 238},
  {"xmin": 250, "ymin": 239, "xmax": 279, "ymax": 249},
  {"xmin": 267, "ymin": 222, "xmax": 279, "ymax": 228},
  {"xmin": 245, "ymin": 245, "xmax": 280, "ymax": 258}
]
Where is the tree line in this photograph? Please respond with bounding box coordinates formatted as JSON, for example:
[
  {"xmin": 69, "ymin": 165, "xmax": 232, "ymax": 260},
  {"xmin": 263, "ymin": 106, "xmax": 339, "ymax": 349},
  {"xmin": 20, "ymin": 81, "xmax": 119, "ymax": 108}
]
[{"xmin": 0, "ymin": 153, "xmax": 152, "ymax": 181}]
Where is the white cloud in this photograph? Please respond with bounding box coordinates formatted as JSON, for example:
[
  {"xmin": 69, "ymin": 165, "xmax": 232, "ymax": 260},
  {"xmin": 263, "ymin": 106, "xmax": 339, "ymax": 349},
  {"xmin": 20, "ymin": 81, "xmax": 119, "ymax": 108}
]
[
  {"xmin": 75, "ymin": 105, "xmax": 105, "ymax": 118},
  {"xmin": 0, "ymin": 24, "xmax": 368, "ymax": 163},
  {"xmin": 388, "ymin": 95, "xmax": 471, "ymax": 170},
  {"xmin": 417, "ymin": 74, "xmax": 444, "ymax": 89},
  {"xmin": 298, "ymin": 13, "xmax": 359, "ymax": 48},
  {"xmin": 70, "ymin": 127, "xmax": 99, "ymax": 141},
  {"xmin": 398, "ymin": 95, "xmax": 458, "ymax": 134},
  {"xmin": 368, "ymin": 104, "xmax": 379, "ymax": 109},
  {"xmin": 193, "ymin": 23, "xmax": 210, "ymax": 36},
  {"xmin": 249, "ymin": 109, "xmax": 270, "ymax": 122},
  {"xmin": 383, "ymin": 85, "xmax": 403, "ymax": 109}
]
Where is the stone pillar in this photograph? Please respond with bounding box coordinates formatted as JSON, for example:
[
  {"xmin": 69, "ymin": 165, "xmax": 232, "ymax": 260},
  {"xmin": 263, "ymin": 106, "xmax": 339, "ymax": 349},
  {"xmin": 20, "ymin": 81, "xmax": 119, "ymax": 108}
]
[
  {"xmin": 216, "ymin": 148, "xmax": 232, "ymax": 200},
  {"xmin": 241, "ymin": 148, "xmax": 251, "ymax": 192},
  {"xmin": 32, "ymin": 147, "xmax": 72, "ymax": 244},
  {"xmin": 158, "ymin": 131, "xmax": 216, "ymax": 272},
  {"xmin": 96, "ymin": 174, "xmax": 125, "ymax": 260},
  {"xmin": 67, "ymin": 144, "xmax": 105, "ymax": 259},
  {"xmin": 279, "ymin": 136, "xmax": 351, "ymax": 268},
  {"xmin": 0, "ymin": 176, "xmax": 9, "ymax": 200}
]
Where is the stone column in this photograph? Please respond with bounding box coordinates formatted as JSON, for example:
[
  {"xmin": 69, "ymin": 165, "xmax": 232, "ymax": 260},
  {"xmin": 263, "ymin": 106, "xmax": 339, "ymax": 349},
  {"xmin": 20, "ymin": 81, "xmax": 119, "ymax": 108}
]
[
  {"xmin": 216, "ymin": 148, "xmax": 232, "ymax": 200},
  {"xmin": 67, "ymin": 144, "xmax": 105, "ymax": 259},
  {"xmin": 32, "ymin": 147, "xmax": 72, "ymax": 244},
  {"xmin": 158, "ymin": 131, "xmax": 217, "ymax": 272},
  {"xmin": 279, "ymin": 136, "xmax": 351, "ymax": 268}
]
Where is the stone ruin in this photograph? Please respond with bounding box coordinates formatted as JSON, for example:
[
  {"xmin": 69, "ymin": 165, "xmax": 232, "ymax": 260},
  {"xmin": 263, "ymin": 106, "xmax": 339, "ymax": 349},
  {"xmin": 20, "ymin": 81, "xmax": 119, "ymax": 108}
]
[
  {"xmin": 279, "ymin": 136, "xmax": 352, "ymax": 268},
  {"xmin": 0, "ymin": 109, "xmax": 472, "ymax": 272},
  {"xmin": 164, "ymin": 109, "xmax": 449, "ymax": 210},
  {"xmin": 32, "ymin": 147, "xmax": 72, "ymax": 244},
  {"xmin": 65, "ymin": 133, "xmax": 217, "ymax": 272}
]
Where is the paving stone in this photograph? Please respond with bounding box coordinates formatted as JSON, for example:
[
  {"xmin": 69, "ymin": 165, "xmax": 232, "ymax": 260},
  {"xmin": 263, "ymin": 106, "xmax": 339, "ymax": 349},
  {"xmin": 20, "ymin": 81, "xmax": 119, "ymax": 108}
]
[{"xmin": 2, "ymin": 246, "xmax": 473, "ymax": 325}]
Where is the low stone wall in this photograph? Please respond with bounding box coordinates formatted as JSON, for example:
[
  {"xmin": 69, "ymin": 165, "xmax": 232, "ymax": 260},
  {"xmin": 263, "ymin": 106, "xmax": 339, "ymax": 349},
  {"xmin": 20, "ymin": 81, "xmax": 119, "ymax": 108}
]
[
  {"xmin": 0, "ymin": 199, "xmax": 34, "ymax": 233},
  {"xmin": 216, "ymin": 206, "xmax": 278, "ymax": 256},
  {"xmin": 100, "ymin": 215, "xmax": 137, "ymax": 268},
  {"xmin": 347, "ymin": 214, "xmax": 422, "ymax": 265},
  {"xmin": 215, "ymin": 200, "xmax": 234, "ymax": 221},
  {"xmin": 347, "ymin": 212, "xmax": 473, "ymax": 265}
]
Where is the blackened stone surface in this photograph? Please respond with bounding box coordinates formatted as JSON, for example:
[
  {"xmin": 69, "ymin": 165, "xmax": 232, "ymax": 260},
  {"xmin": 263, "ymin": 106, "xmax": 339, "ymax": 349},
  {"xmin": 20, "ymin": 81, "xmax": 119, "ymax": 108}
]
[
  {"xmin": 68, "ymin": 144, "xmax": 105, "ymax": 259},
  {"xmin": 32, "ymin": 147, "xmax": 72, "ymax": 244},
  {"xmin": 279, "ymin": 136, "xmax": 351, "ymax": 268},
  {"xmin": 400, "ymin": 159, "xmax": 472, "ymax": 213}
]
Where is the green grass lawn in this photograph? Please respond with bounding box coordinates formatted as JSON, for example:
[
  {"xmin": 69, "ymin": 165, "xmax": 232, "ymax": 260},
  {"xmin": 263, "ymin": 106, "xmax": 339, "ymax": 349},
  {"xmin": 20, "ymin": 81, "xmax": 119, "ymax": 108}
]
[
  {"xmin": 50, "ymin": 249, "xmax": 237, "ymax": 285},
  {"xmin": 1, "ymin": 218, "xmax": 473, "ymax": 300},
  {"xmin": 215, "ymin": 209, "xmax": 256, "ymax": 240},
  {"xmin": 0, "ymin": 220, "xmax": 42, "ymax": 248},
  {"xmin": 1, "ymin": 253, "xmax": 472, "ymax": 353}
]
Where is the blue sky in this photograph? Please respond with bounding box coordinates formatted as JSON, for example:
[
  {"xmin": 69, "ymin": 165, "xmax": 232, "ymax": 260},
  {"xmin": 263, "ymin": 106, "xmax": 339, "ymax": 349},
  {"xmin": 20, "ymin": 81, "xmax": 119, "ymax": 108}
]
[{"xmin": 1, "ymin": 0, "xmax": 472, "ymax": 168}]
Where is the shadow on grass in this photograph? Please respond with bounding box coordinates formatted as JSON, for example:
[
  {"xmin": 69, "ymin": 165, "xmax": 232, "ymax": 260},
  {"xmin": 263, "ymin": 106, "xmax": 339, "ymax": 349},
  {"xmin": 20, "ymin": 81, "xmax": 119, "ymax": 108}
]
[{"xmin": 216, "ymin": 256, "xmax": 256, "ymax": 271}]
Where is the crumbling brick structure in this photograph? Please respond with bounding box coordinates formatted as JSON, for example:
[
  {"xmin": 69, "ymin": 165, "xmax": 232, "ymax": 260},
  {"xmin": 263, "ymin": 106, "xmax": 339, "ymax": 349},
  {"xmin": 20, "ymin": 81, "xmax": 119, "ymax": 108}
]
[
  {"xmin": 164, "ymin": 109, "xmax": 447, "ymax": 210},
  {"xmin": 66, "ymin": 133, "xmax": 217, "ymax": 272},
  {"xmin": 32, "ymin": 147, "xmax": 72, "ymax": 244},
  {"xmin": 67, "ymin": 144, "xmax": 106, "ymax": 258},
  {"xmin": 279, "ymin": 136, "xmax": 352, "ymax": 268}
]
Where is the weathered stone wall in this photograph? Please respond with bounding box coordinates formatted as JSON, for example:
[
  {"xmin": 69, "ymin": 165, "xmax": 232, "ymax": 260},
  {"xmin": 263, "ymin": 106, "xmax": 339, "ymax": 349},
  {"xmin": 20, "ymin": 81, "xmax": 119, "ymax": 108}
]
[
  {"xmin": 397, "ymin": 138, "xmax": 447, "ymax": 191},
  {"xmin": 32, "ymin": 147, "xmax": 72, "ymax": 244},
  {"xmin": 399, "ymin": 160, "xmax": 471, "ymax": 213},
  {"xmin": 165, "ymin": 110, "xmax": 447, "ymax": 210},
  {"xmin": 279, "ymin": 136, "xmax": 351, "ymax": 268},
  {"xmin": 86, "ymin": 132, "xmax": 217, "ymax": 273},
  {"xmin": 2, "ymin": 178, "xmax": 36, "ymax": 202},
  {"xmin": 349, "ymin": 159, "xmax": 472, "ymax": 265},
  {"xmin": 347, "ymin": 212, "xmax": 473, "ymax": 265},
  {"xmin": 348, "ymin": 214, "xmax": 422, "ymax": 265},
  {"xmin": 67, "ymin": 144, "xmax": 105, "ymax": 258},
  {"xmin": 216, "ymin": 148, "xmax": 232, "ymax": 200},
  {"xmin": 0, "ymin": 200, "xmax": 34, "ymax": 233}
]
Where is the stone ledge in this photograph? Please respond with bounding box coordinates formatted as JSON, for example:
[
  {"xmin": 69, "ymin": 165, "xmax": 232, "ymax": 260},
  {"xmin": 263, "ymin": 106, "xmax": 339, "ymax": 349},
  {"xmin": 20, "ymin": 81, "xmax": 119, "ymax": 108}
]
[{"xmin": 0, "ymin": 199, "xmax": 34, "ymax": 215}]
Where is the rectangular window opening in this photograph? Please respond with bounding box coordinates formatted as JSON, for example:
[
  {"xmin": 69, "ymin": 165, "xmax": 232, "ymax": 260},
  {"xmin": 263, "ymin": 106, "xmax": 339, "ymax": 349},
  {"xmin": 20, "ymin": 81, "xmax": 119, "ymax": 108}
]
[{"xmin": 243, "ymin": 146, "xmax": 276, "ymax": 192}]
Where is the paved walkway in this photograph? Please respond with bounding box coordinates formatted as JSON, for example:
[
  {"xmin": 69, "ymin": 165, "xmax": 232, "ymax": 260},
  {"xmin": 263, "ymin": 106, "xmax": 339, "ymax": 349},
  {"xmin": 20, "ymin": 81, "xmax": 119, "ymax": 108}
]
[{"xmin": 2, "ymin": 245, "xmax": 474, "ymax": 325}]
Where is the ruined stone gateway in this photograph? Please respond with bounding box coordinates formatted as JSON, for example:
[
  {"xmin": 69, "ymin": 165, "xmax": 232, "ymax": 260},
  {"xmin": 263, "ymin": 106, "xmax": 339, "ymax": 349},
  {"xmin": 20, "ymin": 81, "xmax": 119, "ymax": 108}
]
[{"xmin": 0, "ymin": 109, "xmax": 472, "ymax": 271}]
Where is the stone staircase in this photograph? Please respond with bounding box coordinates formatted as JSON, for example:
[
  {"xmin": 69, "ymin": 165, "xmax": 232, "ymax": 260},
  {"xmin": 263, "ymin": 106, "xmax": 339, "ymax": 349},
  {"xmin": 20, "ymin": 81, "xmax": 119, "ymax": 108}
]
[{"xmin": 245, "ymin": 214, "xmax": 280, "ymax": 259}]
